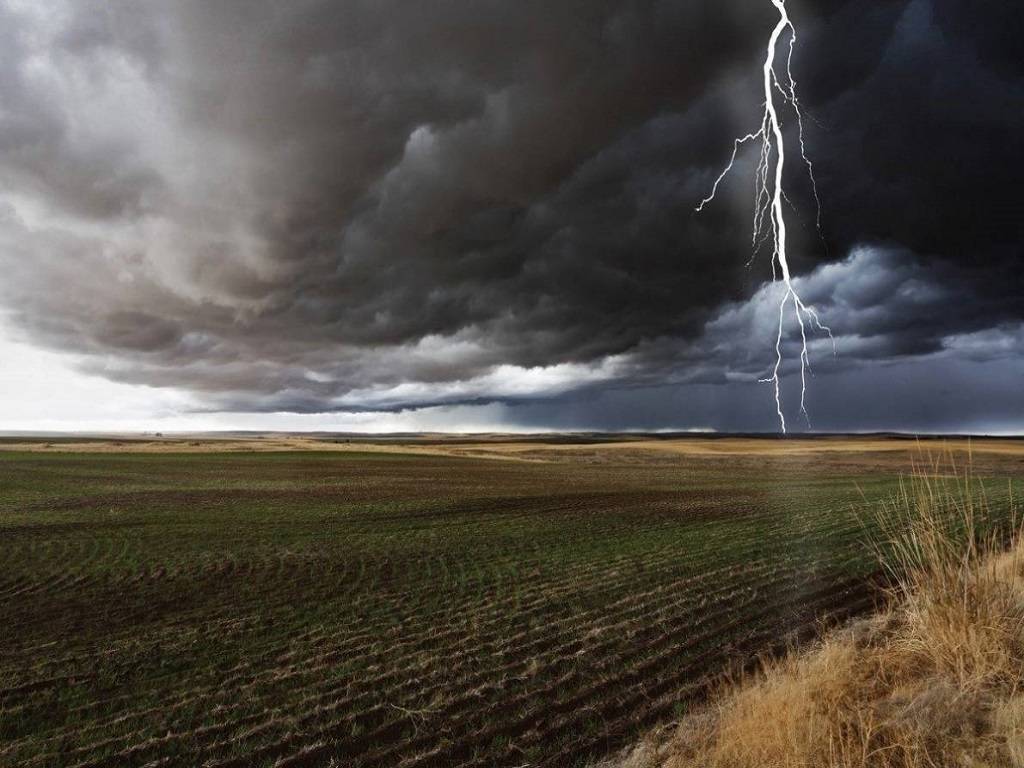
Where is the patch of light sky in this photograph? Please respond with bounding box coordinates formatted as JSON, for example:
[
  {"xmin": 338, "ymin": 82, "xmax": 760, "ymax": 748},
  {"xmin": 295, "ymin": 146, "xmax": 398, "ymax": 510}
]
[{"xmin": 0, "ymin": 317, "xmax": 532, "ymax": 433}]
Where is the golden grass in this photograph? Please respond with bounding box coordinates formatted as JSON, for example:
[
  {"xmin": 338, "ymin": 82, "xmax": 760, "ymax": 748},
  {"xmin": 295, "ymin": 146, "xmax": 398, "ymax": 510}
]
[{"xmin": 613, "ymin": 460, "xmax": 1024, "ymax": 768}]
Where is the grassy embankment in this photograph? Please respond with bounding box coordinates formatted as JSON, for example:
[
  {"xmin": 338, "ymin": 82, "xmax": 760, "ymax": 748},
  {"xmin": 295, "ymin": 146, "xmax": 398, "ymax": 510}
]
[{"xmin": 614, "ymin": 456, "xmax": 1024, "ymax": 768}]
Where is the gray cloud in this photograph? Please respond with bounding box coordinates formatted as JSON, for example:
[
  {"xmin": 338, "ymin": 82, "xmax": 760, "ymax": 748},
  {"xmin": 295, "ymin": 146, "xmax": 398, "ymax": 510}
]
[{"xmin": 0, "ymin": 0, "xmax": 1019, "ymax": 427}]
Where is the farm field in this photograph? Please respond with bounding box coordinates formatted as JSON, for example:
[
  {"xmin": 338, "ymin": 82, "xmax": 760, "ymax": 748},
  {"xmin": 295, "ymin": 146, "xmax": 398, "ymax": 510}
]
[{"xmin": 1, "ymin": 438, "xmax": 1022, "ymax": 767}]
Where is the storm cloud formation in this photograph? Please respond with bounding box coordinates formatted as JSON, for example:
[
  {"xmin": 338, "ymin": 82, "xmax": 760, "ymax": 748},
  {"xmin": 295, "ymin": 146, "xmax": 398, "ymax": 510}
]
[{"xmin": 0, "ymin": 0, "xmax": 1020, "ymax": 429}]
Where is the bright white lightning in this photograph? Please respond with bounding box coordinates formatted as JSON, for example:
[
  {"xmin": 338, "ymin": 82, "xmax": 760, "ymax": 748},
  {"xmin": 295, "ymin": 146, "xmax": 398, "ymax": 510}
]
[{"xmin": 696, "ymin": 0, "xmax": 833, "ymax": 433}]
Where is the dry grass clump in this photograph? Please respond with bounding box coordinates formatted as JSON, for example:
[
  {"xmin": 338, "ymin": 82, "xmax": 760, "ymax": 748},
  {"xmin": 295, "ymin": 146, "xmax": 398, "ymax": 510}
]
[{"xmin": 636, "ymin": 462, "xmax": 1024, "ymax": 768}]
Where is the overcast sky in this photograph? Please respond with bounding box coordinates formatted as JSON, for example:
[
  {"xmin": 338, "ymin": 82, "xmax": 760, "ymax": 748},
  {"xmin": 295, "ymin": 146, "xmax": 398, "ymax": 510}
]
[{"xmin": 0, "ymin": 0, "xmax": 1020, "ymax": 433}]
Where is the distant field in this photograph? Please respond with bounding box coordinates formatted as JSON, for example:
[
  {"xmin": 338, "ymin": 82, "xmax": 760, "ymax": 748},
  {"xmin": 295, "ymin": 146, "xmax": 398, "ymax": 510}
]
[{"xmin": 1, "ymin": 439, "xmax": 1021, "ymax": 767}]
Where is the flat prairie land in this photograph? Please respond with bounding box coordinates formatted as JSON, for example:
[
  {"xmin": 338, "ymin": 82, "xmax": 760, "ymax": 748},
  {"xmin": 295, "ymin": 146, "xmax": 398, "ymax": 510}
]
[{"xmin": 1, "ymin": 437, "xmax": 1021, "ymax": 767}]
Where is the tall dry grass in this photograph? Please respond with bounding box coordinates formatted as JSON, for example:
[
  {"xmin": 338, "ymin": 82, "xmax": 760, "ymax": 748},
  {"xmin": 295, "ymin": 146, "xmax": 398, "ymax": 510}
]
[{"xmin": 614, "ymin": 459, "xmax": 1024, "ymax": 768}]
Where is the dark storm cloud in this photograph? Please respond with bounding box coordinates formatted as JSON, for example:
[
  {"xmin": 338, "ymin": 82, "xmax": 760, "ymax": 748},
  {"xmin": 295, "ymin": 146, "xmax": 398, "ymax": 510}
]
[
  {"xmin": 499, "ymin": 352, "xmax": 1024, "ymax": 434},
  {"xmin": 800, "ymin": 0, "xmax": 1024, "ymax": 272},
  {"xmin": 0, "ymin": 0, "xmax": 1020, "ymax": 422}
]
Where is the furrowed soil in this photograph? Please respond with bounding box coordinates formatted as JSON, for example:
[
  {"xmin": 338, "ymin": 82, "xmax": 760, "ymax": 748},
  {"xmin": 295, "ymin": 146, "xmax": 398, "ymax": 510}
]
[{"xmin": 1, "ymin": 437, "xmax": 1021, "ymax": 767}]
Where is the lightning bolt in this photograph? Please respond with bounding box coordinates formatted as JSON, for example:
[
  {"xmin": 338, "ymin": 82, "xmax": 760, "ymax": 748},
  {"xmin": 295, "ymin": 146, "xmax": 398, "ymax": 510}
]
[{"xmin": 696, "ymin": 0, "xmax": 834, "ymax": 433}]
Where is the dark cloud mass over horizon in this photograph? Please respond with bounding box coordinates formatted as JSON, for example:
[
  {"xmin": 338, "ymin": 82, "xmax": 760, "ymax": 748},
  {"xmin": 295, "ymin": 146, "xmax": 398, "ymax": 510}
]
[{"xmin": 0, "ymin": 0, "xmax": 1020, "ymax": 431}]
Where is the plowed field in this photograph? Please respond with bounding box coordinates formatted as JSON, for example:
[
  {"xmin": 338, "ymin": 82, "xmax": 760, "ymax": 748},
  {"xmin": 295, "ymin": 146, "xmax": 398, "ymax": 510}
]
[{"xmin": 1, "ymin": 439, "xmax": 1021, "ymax": 767}]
